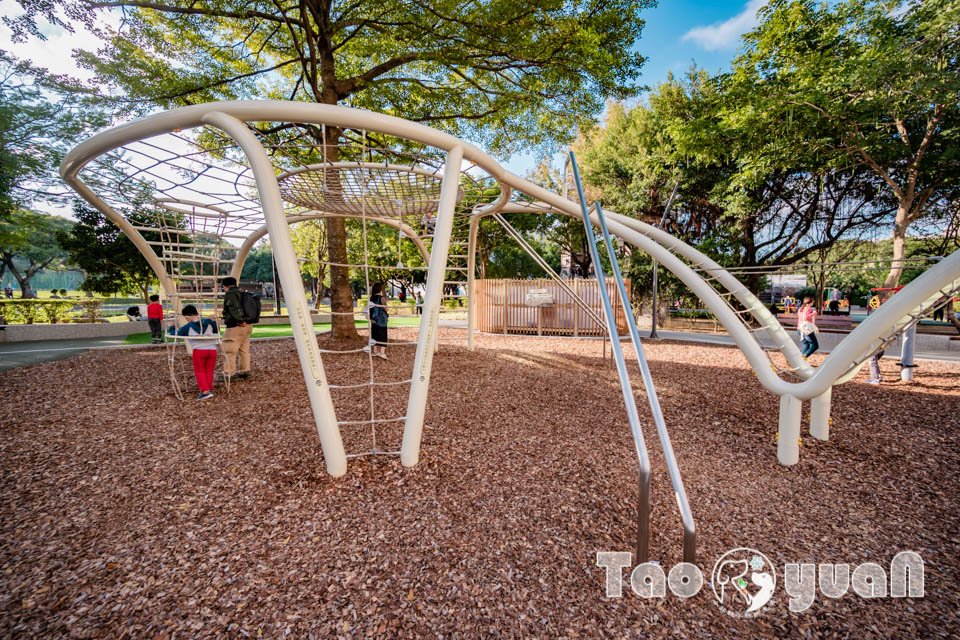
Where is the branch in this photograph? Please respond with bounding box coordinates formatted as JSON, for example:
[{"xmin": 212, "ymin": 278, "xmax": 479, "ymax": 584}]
[
  {"xmin": 86, "ymin": 1, "xmax": 301, "ymax": 25},
  {"xmin": 335, "ymin": 53, "xmax": 420, "ymax": 96},
  {"xmin": 114, "ymin": 58, "xmax": 300, "ymax": 103}
]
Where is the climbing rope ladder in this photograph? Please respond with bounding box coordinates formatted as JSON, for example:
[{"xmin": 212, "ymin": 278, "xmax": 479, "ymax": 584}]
[
  {"xmin": 272, "ymin": 127, "xmax": 484, "ymax": 457},
  {"xmin": 148, "ymin": 200, "xmax": 236, "ymax": 401}
]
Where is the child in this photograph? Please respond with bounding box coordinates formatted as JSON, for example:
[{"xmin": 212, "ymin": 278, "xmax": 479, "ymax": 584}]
[
  {"xmin": 126, "ymin": 305, "xmax": 142, "ymax": 322},
  {"xmin": 797, "ymin": 297, "xmax": 819, "ymax": 358},
  {"xmin": 168, "ymin": 304, "xmax": 220, "ymax": 400},
  {"xmin": 369, "ymin": 282, "xmax": 389, "ymax": 360},
  {"xmin": 147, "ymin": 294, "xmax": 164, "ymax": 344}
]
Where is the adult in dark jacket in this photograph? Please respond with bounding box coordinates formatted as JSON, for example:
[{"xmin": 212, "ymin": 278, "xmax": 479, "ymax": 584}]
[{"xmin": 221, "ymin": 276, "xmax": 252, "ymax": 379}]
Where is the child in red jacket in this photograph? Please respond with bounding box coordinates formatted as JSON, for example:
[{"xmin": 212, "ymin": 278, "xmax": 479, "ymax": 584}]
[{"xmin": 147, "ymin": 295, "xmax": 164, "ymax": 344}]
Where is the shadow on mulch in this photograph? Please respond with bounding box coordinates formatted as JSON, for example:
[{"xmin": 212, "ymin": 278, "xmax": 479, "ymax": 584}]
[{"xmin": 0, "ymin": 330, "xmax": 957, "ymax": 638}]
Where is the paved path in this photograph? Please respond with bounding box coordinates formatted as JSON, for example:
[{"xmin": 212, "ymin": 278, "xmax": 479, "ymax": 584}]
[
  {"xmin": 1, "ymin": 326, "xmax": 958, "ymax": 373},
  {"xmin": 642, "ymin": 329, "xmax": 960, "ymax": 364}
]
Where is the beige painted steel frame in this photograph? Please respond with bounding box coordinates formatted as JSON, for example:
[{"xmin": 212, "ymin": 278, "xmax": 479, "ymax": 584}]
[
  {"xmin": 465, "ymin": 167, "xmax": 960, "ymax": 466},
  {"xmin": 60, "ymin": 101, "xmax": 505, "ymax": 476},
  {"xmin": 62, "ymin": 100, "xmax": 960, "ymax": 473}
]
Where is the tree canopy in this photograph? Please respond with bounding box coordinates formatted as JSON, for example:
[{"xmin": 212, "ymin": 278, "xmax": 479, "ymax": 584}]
[
  {"xmin": 55, "ymin": 202, "xmax": 162, "ymax": 302},
  {"xmin": 0, "ymin": 52, "xmax": 107, "ymax": 228},
  {"xmin": 0, "ymin": 209, "xmax": 73, "ymax": 298}
]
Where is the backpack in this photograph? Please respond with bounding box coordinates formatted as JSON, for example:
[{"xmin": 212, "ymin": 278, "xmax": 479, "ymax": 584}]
[
  {"xmin": 241, "ymin": 291, "xmax": 261, "ymax": 324},
  {"xmin": 370, "ymin": 296, "xmax": 388, "ymax": 327}
]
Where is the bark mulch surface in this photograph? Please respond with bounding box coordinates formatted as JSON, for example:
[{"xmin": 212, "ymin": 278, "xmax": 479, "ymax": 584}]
[{"xmin": 1, "ymin": 329, "xmax": 958, "ymax": 638}]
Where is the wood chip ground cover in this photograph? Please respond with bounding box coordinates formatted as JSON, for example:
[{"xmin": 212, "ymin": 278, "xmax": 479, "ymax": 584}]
[{"xmin": 1, "ymin": 329, "xmax": 958, "ymax": 638}]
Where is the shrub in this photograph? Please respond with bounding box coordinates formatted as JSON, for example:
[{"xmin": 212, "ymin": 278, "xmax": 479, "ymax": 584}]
[
  {"xmin": 58, "ymin": 288, "xmax": 67, "ymax": 297},
  {"xmin": 77, "ymin": 299, "xmax": 104, "ymax": 322},
  {"xmin": 39, "ymin": 301, "xmax": 76, "ymax": 324},
  {"xmin": 0, "ymin": 299, "xmax": 77, "ymax": 324}
]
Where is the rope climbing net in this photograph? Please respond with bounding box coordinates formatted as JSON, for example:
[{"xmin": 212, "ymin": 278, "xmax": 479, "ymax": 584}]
[
  {"xmin": 148, "ymin": 200, "xmax": 237, "ymax": 400},
  {"xmin": 73, "ymin": 117, "xmax": 498, "ymax": 454}
]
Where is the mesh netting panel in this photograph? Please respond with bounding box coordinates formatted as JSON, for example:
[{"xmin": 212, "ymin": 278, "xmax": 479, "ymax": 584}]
[{"xmin": 277, "ymin": 163, "xmax": 461, "ymax": 217}]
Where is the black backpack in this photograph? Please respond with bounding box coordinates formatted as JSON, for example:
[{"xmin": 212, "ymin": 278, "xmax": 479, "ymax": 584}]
[{"xmin": 241, "ymin": 291, "xmax": 261, "ymax": 324}]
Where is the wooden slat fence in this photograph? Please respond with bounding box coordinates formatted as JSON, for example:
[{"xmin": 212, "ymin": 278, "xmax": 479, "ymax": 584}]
[{"xmin": 475, "ymin": 278, "xmax": 630, "ymax": 336}]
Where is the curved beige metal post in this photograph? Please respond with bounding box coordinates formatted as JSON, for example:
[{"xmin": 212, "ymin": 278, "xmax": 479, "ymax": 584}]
[
  {"xmin": 202, "ymin": 111, "xmax": 347, "ymax": 477},
  {"xmin": 401, "ymin": 145, "xmax": 464, "ymax": 467},
  {"xmin": 58, "ymin": 180, "xmax": 177, "ymax": 297},
  {"xmin": 809, "ymin": 388, "xmax": 832, "ymax": 441},
  {"xmin": 466, "ymin": 216, "xmax": 480, "ymax": 351}
]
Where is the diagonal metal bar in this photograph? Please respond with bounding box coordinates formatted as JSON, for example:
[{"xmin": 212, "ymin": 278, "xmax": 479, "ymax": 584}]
[
  {"xmin": 568, "ymin": 151, "xmax": 651, "ymax": 564},
  {"xmin": 593, "ymin": 199, "xmax": 697, "ymax": 565},
  {"xmin": 490, "ymin": 212, "xmax": 608, "ymax": 331}
]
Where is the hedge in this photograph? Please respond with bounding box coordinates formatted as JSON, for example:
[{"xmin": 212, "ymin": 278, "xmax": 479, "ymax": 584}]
[{"xmin": 0, "ymin": 299, "xmax": 77, "ymax": 324}]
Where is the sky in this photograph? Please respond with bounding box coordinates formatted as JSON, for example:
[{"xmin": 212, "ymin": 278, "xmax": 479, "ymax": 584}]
[{"xmin": 0, "ymin": 0, "xmax": 767, "ymax": 217}]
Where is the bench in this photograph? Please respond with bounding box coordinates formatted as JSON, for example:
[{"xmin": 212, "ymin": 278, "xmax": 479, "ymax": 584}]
[{"xmin": 778, "ymin": 313, "xmax": 853, "ymax": 334}]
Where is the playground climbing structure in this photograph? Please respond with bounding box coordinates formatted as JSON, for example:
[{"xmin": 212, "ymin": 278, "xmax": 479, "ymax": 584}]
[{"xmin": 62, "ymin": 100, "xmax": 960, "ymax": 477}]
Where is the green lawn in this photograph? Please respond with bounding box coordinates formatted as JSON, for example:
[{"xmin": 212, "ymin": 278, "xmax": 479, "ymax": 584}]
[{"xmin": 123, "ymin": 316, "xmax": 422, "ymax": 345}]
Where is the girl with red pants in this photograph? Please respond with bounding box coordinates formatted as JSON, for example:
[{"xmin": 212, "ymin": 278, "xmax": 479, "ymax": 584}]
[{"xmin": 169, "ymin": 304, "xmax": 220, "ymax": 400}]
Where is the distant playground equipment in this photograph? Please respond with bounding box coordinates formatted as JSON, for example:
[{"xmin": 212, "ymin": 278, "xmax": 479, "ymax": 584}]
[
  {"xmin": 822, "ymin": 288, "xmax": 850, "ymax": 315},
  {"xmin": 61, "ymin": 101, "xmax": 960, "ymax": 565},
  {"xmin": 780, "ymin": 296, "xmax": 798, "ymax": 314}
]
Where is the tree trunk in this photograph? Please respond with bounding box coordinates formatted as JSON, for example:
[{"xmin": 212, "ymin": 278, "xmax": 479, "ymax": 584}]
[
  {"xmin": 2, "ymin": 257, "xmax": 37, "ymax": 299},
  {"xmin": 322, "ymin": 144, "xmax": 360, "ymax": 342},
  {"xmin": 882, "ymin": 203, "xmax": 912, "ymax": 288}
]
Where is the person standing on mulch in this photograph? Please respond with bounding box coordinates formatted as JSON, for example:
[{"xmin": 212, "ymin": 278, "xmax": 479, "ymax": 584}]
[
  {"xmin": 147, "ymin": 294, "xmax": 164, "ymax": 344},
  {"xmin": 867, "ymin": 349, "xmax": 885, "ymax": 384},
  {"xmin": 168, "ymin": 304, "xmax": 219, "ymax": 400},
  {"xmin": 221, "ymin": 277, "xmax": 253, "ymax": 380},
  {"xmin": 797, "ymin": 296, "xmax": 819, "ymax": 358},
  {"xmin": 369, "ymin": 282, "xmax": 389, "ymax": 360}
]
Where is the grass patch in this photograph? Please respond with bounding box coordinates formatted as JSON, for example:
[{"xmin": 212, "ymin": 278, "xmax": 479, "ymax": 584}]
[{"xmin": 123, "ymin": 316, "xmax": 422, "ymax": 345}]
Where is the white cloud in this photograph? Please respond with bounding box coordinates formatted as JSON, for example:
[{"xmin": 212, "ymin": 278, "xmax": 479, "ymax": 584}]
[
  {"xmin": 0, "ymin": 0, "xmax": 119, "ymax": 81},
  {"xmin": 681, "ymin": 0, "xmax": 766, "ymax": 52}
]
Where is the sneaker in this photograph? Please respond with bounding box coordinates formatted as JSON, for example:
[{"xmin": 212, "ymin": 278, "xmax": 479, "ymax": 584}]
[
  {"xmin": 377, "ymin": 352, "xmax": 388, "ymax": 360},
  {"xmin": 866, "ymin": 379, "xmax": 880, "ymax": 385},
  {"xmin": 235, "ymin": 372, "xmax": 251, "ymax": 380},
  {"xmin": 199, "ymin": 391, "xmax": 214, "ymax": 400}
]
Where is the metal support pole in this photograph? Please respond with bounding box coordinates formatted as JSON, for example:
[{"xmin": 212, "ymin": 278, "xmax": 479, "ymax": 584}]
[
  {"xmin": 587, "ymin": 194, "xmax": 697, "ymax": 563},
  {"xmin": 650, "ymin": 259, "xmax": 659, "ymax": 339},
  {"xmin": 202, "ymin": 111, "xmax": 347, "ymax": 477},
  {"xmin": 777, "ymin": 394, "xmax": 802, "ymax": 466},
  {"xmin": 900, "ymin": 324, "xmax": 917, "ymax": 382},
  {"xmin": 650, "ymin": 181, "xmax": 679, "ymax": 340},
  {"xmin": 401, "ymin": 145, "xmax": 464, "ymax": 467},
  {"xmin": 809, "ymin": 387, "xmax": 831, "ymax": 441},
  {"xmin": 569, "ymin": 152, "xmax": 652, "ymax": 564}
]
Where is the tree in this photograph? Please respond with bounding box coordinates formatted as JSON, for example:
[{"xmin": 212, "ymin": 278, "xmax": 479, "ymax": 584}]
[
  {"xmin": 239, "ymin": 243, "xmax": 275, "ymax": 283},
  {"xmin": 0, "ymin": 52, "xmax": 107, "ymax": 230},
  {"xmin": 735, "ymin": 0, "xmax": 960, "ymax": 288},
  {"xmin": 0, "ymin": 209, "xmax": 73, "ymax": 298},
  {"xmin": 56, "ymin": 201, "xmax": 161, "ymax": 302},
  {"xmin": 576, "ymin": 70, "xmax": 895, "ymax": 302},
  {"xmin": 12, "ymin": 0, "xmax": 654, "ymax": 341},
  {"xmin": 289, "ymin": 219, "xmax": 328, "ymax": 300}
]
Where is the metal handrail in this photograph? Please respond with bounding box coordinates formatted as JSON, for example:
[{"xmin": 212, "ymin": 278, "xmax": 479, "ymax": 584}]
[
  {"xmin": 568, "ymin": 152, "xmax": 651, "ymax": 563},
  {"xmin": 570, "ymin": 151, "xmax": 697, "ymax": 564},
  {"xmin": 594, "ymin": 201, "xmax": 697, "ymax": 564}
]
